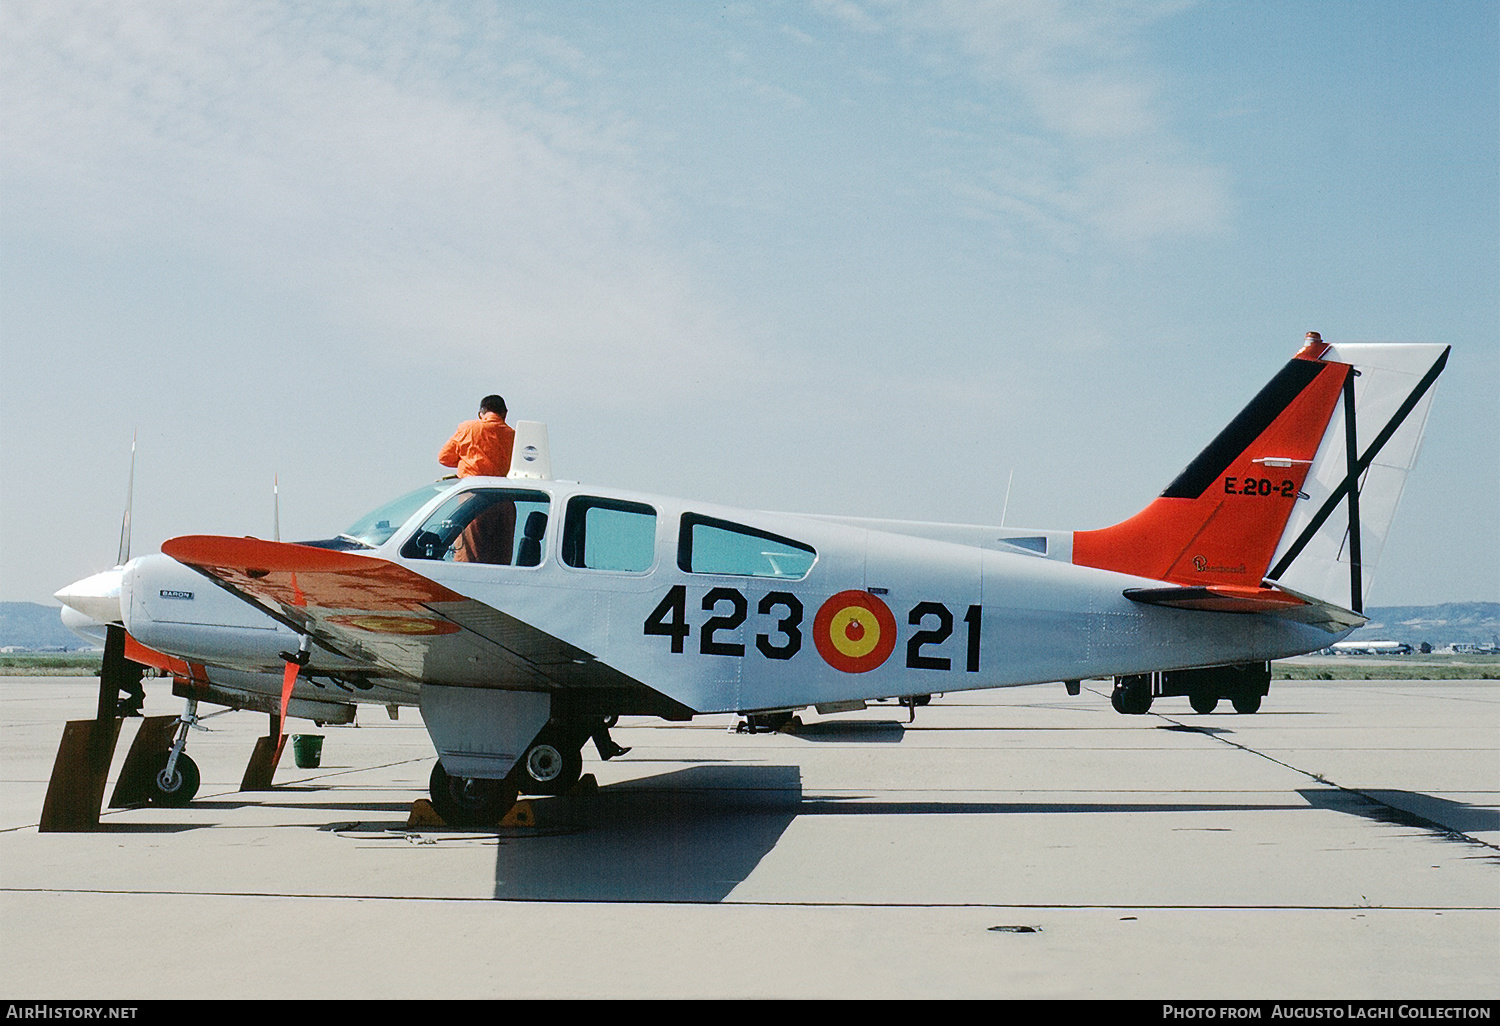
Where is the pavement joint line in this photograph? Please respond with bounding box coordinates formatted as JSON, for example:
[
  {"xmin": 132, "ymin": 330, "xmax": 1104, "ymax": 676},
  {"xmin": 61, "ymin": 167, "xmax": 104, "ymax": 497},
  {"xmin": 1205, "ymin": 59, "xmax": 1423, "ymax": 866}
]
[
  {"xmin": 1150, "ymin": 711, "xmax": 1500, "ymax": 854},
  {"xmin": 2, "ymin": 888, "xmax": 1496, "ymax": 911}
]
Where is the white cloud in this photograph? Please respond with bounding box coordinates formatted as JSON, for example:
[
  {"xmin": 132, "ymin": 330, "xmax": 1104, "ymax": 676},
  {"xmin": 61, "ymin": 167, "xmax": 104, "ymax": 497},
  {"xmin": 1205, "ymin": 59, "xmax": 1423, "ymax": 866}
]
[
  {"xmin": 1, "ymin": 1, "xmax": 743, "ymax": 403},
  {"xmin": 824, "ymin": 0, "xmax": 1229, "ymax": 245}
]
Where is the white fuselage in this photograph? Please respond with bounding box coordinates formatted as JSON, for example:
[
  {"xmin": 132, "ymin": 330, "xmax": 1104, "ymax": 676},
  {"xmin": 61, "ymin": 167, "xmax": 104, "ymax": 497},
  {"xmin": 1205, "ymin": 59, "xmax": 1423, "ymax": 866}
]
[{"xmin": 118, "ymin": 477, "xmax": 1342, "ymax": 719}]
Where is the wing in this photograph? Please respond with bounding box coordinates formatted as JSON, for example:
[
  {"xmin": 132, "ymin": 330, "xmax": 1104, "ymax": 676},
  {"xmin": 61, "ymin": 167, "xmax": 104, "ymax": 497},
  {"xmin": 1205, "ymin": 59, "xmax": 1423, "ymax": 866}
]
[
  {"xmin": 1123, "ymin": 581, "xmax": 1367, "ymax": 633},
  {"xmin": 160, "ymin": 535, "xmax": 655, "ymax": 694}
]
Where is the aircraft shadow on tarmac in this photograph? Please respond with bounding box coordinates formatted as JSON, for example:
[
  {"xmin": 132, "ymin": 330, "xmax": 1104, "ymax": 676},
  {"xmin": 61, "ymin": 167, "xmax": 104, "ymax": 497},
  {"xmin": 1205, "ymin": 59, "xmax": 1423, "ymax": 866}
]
[
  {"xmin": 1298, "ymin": 787, "xmax": 1500, "ymax": 839},
  {"xmin": 495, "ymin": 764, "xmax": 805, "ymax": 903},
  {"xmin": 493, "ymin": 764, "xmax": 1311, "ymax": 903}
]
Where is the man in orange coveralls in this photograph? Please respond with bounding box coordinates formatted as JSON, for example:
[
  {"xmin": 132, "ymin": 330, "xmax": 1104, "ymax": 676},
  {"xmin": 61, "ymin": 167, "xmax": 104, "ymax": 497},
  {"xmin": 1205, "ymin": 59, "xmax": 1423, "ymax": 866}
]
[
  {"xmin": 439, "ymin": 395, "xmax": 515, "ymax": 478},
  {"xmin": 440, "ymin": 396, "xmax": 517, "ymax": 563}
]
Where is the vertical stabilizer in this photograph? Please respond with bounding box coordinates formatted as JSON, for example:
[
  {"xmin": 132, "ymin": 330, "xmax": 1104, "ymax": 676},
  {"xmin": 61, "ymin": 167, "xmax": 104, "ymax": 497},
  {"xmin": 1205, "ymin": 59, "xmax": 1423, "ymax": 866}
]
[
  {"xmin": 1072, "ymin": 335, "xmax": 1350, "ymax": 590},
  {"xmin": 1072, "ymin": 337, "xmax": 1447, "ymax": 613}
]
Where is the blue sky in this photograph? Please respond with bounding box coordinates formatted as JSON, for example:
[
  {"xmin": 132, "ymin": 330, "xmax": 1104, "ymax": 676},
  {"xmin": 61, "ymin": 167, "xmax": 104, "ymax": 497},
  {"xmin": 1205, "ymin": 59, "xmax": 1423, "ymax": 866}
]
[{"xmin": 3, "ymin": 0, "xmax": 1496, "ymax": 607}]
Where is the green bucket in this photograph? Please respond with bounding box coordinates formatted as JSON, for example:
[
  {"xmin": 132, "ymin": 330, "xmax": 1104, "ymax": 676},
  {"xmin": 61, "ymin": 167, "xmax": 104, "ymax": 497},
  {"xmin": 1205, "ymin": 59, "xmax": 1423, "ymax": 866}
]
[{"xmin": 291, "ymin": 734, "xmax": 324, "ymax": 769}]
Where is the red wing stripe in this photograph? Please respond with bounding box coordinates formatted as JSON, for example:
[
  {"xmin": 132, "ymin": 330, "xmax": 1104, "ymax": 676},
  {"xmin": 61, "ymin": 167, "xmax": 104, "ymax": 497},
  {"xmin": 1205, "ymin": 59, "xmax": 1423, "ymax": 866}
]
[{"xmin": 162, "ymin": 536, "xmax": 466, "ymax": 611}]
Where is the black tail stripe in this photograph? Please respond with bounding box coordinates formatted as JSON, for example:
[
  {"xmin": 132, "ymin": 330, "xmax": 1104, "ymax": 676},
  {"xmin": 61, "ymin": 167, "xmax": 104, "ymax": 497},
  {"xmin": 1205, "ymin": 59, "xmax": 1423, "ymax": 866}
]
[
  {"xmin": 1343, "ymin": 371, "xmax": 1363, "ymax": 613},
  {"xmin": 1266, "ymin": 346, "xmax": 1450, "ymax": 583},
  {"xmin": 1160, "ymin": 359, "xmax": 1326, "ymax": 499}
]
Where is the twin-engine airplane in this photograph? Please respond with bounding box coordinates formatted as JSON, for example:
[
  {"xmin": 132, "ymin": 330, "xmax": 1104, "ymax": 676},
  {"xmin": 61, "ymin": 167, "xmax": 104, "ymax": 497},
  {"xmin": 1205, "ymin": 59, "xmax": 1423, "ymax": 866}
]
[{"xmin": 51, "ymin": 334, "xmax": 1448, "ymax": 827}]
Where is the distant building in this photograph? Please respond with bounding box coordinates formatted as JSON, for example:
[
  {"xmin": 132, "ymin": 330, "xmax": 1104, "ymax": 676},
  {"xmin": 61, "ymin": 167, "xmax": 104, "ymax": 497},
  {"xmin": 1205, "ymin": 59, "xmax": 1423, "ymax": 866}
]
[{"xmin": 1330, "ymin": 641, "xmax": 1412, "ymax": 655}]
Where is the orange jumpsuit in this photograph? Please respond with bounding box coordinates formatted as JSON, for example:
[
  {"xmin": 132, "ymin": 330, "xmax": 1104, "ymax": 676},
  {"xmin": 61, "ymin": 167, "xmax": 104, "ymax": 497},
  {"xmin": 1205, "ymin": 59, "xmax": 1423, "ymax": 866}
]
[{"xmin": 438, "ymin": 412, "xmax": 515, "ymax": 478}]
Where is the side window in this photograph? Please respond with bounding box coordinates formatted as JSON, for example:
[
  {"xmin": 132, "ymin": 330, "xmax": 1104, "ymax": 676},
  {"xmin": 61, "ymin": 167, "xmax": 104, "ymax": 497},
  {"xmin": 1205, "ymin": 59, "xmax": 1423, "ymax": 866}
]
[
  {"xmin": 678, "ymin": 514, "xmax": 816, "ymax": 578},
  {"xmin": 562, "ymin": 497, "xmax": 657, "ymax": 572},
  {"xmin": 400, "ymin": 489, "xmax": 550, "ymax": 566}
]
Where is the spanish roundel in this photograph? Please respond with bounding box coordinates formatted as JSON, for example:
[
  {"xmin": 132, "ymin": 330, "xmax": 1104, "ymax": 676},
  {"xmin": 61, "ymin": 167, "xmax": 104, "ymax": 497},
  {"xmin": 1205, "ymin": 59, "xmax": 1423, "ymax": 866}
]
[{"xmin": 813, "ymin": 591, "xmax": 897, "ymax": 673}]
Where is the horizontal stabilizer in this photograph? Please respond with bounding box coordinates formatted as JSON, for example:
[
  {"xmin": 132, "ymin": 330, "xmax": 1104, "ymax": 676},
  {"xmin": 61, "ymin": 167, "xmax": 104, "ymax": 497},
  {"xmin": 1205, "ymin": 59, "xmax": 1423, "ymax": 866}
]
[{"xmin": 1124, "ymin": 582, "xmax": 1366, "ymax": 633}]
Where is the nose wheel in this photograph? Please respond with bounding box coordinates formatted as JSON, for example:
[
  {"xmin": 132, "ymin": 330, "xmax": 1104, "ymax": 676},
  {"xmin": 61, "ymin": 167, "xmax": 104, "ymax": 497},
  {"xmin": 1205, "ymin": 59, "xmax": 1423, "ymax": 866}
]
[{"xmin": 146, "ymin": 751, "xmax": 200, "ymax": 807}]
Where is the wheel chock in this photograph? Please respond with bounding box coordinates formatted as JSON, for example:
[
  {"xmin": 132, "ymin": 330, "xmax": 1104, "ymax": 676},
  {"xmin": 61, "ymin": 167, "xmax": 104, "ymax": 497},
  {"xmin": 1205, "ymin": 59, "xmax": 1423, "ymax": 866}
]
[
  {"xmin": 240, "ymin": 734, "xmax": 282, "ymax": 791},
  {"xmin": 500, "ymin": 800, "xmax": 534, "ymax": 827},
  {"xmin": 405, "ymin": 798, "xmax": 447, "ymax": 829},
  {"xmin": 109, "ymin": 716, "xmax": 179, "ymax": 808},
  {"xmin": 405, "ymin": 797, "xmax": 535, "ymax": 829},
  {"xmin": 39, "ymin": 718, "xmax": 122, "ymax": 832}
]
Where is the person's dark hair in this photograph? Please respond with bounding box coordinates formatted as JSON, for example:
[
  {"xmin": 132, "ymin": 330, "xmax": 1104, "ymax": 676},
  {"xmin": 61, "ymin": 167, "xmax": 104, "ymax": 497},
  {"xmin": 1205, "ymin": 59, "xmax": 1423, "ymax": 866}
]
[{"xmin": 479, "ymin": 395, "xmax": 507, "ymax": 417}]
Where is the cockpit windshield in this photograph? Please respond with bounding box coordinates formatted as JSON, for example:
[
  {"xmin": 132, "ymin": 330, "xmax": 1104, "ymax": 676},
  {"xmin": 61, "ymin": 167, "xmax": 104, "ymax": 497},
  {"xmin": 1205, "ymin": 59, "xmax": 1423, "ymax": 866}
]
[{"xmin": 339, "ymin": 483, "xmax": 450, "ymax": 548}]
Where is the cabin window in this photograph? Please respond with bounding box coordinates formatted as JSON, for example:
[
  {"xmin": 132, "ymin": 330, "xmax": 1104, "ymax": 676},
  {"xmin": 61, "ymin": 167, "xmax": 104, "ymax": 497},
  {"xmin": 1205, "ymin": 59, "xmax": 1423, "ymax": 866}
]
[
  {"xmin": 561, "ymin": 497, "xmax": 657, "ymax": 572},
  {"xmin": 400, "ymin": 489, "xmax": 551, "ymax": 566},
  {"xmin": 678, "ymin": 514, "xmax": 816, "ymax": 578}
]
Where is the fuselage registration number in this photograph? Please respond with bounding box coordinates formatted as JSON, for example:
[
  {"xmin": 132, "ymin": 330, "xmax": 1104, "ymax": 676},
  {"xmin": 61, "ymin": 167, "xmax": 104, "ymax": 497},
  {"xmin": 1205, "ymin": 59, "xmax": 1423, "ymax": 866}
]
[{"xmin": 643, "ymin": 584, "xmax": 981, "ymax": 674}]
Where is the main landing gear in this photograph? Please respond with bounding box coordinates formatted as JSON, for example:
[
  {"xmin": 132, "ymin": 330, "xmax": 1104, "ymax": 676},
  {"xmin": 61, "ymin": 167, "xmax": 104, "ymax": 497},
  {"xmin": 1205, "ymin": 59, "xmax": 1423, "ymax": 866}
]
[
  {"xmin": 426, "ymin": 715, "xmax": 630, "ymax": 826},
  {"xmin": 1109, "ymin": 662, "xmax": 1272, "ymax": 716},
  {"xmin": 1111, "ymin": 674, "xmax": 1154, "ymax": 715},
  {"xmin": 428, "ymin": 761, "xmax": 519, "ymax": 828}
]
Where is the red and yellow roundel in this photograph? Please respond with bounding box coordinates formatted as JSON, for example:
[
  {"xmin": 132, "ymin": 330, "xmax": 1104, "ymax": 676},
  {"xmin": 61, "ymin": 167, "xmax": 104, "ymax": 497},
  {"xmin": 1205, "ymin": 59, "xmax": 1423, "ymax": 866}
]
[
  {"xmin": 814, "ymin": 591, "xmax": 897, "ymax": 673},
  {"xmin": 327, "ymin": 614, "xmax": 461, "ymax": 636}
]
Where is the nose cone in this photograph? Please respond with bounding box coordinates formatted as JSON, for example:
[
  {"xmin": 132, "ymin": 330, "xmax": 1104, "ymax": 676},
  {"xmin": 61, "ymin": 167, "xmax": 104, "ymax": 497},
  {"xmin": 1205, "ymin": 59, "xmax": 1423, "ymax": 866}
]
[
  {"xmin": 54, "ymin": 568, "xmax": 125, "ymax": 625},
  {"xmin": 59, "ymin": 604, "xmax": 109, "ymax": 646}
]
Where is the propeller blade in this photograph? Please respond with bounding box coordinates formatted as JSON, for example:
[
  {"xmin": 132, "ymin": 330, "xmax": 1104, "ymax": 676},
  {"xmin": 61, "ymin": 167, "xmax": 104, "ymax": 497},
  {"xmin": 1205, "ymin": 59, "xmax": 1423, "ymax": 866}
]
[{"xmin": 117, "ymin": 432, "xmax": 136, "ymax": 566}]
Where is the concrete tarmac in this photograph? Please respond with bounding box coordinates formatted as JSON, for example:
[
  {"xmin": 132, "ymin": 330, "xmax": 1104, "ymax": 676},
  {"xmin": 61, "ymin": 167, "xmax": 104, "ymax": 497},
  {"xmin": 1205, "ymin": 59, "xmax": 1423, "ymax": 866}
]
[{"xmin": 1, "ymin": 674, "xmax": 1495, "ymax": 1000}]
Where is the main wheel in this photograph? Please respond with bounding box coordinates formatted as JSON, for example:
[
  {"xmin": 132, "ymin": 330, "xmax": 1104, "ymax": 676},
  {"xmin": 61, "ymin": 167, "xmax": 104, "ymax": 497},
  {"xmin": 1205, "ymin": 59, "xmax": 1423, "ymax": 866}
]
[
  {"xmin": 1189, "ymin": 691, "xmax": 1219, "ymax": 715},
  {"xmin": 1231, "ymin": 692, "xmax": 1263, "ymax": 714},
  {"xmin": 428, "ymin": 761, "xmax": 518, "ymax": 827},
  {"xmin": 147, "ymin": 752, "xmax": 200, "ymax": 807},
  {"xmin": 1112, "ymin": 676, "xmax": 1153, "ymax": 715},
  {"xmin": 517, "ymin": 738, "xmax": 583, "ymax": 796}
]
